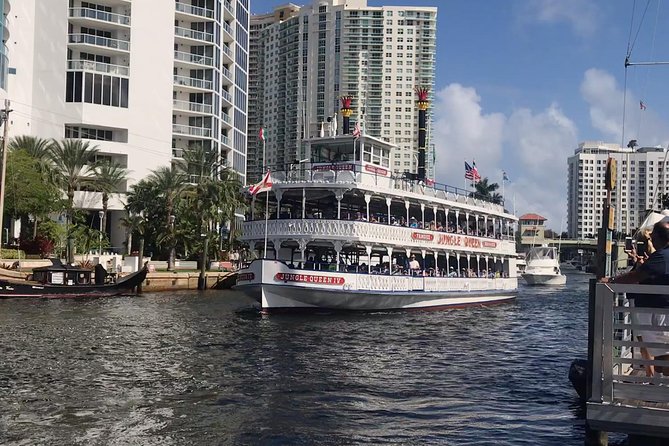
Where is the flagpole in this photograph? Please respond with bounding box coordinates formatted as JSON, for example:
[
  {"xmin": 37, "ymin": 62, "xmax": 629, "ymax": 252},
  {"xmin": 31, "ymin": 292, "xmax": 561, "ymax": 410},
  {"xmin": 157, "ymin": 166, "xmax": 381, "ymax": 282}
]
[
  {"xmin": 263, "ymin": 189, "xmax": 269, "ymax": 258},
  {"xmin": 502, "ymin": 174, "xmax": 505, "ymax": 204},
  {"xmin": 262, "ymin": 136, "xmax": 266, "ymax": 171}
]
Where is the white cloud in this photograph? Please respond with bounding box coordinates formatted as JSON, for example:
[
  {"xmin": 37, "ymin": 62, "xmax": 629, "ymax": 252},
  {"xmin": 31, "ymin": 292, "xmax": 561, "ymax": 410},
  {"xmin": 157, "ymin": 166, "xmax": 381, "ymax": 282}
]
[
  {"xmin": 433, "ymin": 85, "xmax": 577, "ymax": 231},
  {"xmin": 581, "ymin": 68, "xmax": 669, "ymax": 147},
  {"xmin": 518, "ymin": 0, "xmax": 599, "ymax": 37}
]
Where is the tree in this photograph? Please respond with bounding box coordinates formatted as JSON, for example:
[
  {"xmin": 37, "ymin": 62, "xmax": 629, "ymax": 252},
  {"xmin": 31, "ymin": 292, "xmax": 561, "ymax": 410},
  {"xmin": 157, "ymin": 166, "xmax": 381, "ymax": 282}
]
[
  {"xmin": 94, "ymin": 160, "xmax": 128, "ymax": 235},
  {"xmin": 8, "ymin": 136, "xmax": 51, "ymax": 163},
  {"xmin": 146, "ymin": 165, "xmax": 187, "ymax": 270},
  {"xmin": 47, "ymin": 139, "xmax": 99, "ymax": 262},
  {"xmin": 120, "ymin": 212, "xmax": 146, "ymax": 259},
  {"xmin": 472, "ymin": 177, "xmax": 502, "ymax": 204},
  {"xmin": 4, "ymin": 149, "xmax": 62, "ymax": 237}
]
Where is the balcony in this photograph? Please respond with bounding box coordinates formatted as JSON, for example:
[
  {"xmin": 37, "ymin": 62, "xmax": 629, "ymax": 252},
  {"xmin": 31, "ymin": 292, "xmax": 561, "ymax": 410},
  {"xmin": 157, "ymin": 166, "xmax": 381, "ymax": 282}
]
[
  {"xmin": 221, "ymin": 112, "xmax": 232, "ymax": 125},
  {"xmin": 173, "ymin": 75, "xmax": 213, "ymax": 91},
  {"xmin": 68, "ymin": 7, "xmax": 131, "ymax": 27},
  {"xmin": 173, "ymin": 99, "xmax": 213, "ymax": 115},
  {"xmin": 221, "ymin": 135, "xmax": 231, "ymax": 148},
  {"xmin": 222, "ymin": 21, "xmax": 234, "ymax": 40},
  {"xmin": 175, "ymin": 1, "xmax": 214, "ymax": 20},
  {"xmin": 68, "ymin": 33, "xmax": 130, "ymax": 54},
  {"xmin": 223, "ymin": 1, "xmax": 234, "ymax": 18},
  {"xmin": 221, "ymin": 44, "xmax": 233, "ymax": 62},
  {"xmin": 174, "ymin": 26, "xmax": 214, "ymax": 43},
  {"xmin": 172, "ymin": 124, "xmax": 212, "ymax": 138},
  {"xmin": 221, "ymin": 89, "xmax": 233, "ymax": 104},
  {"xmin": 174, "ymin": 50, "xmax": 214, "ymax": 67},
  {"xmin": 68, "ymin": 59, "xmax": 129, "ymax": 77},
  {"xmin": 221, "ymin": 66, "xmax": 233, "ymax": 83}
]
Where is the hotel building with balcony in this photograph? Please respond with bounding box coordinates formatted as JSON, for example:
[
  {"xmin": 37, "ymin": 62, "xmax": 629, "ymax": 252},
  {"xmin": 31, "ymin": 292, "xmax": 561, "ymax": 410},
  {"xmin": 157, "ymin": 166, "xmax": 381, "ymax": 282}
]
[
  {"xmin": 567, "ymin": 140, "xmax": 669, "ymax": 239},
  {"xmin": 0, "ymin": 0, "xmax": 8, "ymax": 99},
  {"xmin": 247, "ymin": 0, "xmax": 437, "ymax": 183},
  {"xmin": 7, "ymin": 0, "xmax": 249, "ymax": 249}
]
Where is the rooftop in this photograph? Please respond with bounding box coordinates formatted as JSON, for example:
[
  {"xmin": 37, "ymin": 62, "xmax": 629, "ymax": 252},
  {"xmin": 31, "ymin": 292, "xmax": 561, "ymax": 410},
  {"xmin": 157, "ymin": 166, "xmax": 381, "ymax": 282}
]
[{"xmin": 519, "ymin": 213, "xmax": 547, "ymax": 222}]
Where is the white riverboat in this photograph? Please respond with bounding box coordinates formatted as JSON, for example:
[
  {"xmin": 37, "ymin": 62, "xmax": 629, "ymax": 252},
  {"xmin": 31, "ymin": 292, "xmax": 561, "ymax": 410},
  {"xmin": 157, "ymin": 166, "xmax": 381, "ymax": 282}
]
[
  {"xmin": 521, "ymin": 246, "xmax": 567, "ymax": 286},
  {"xmin": 235, "ymin": 132, "xmax": 519, "ymax": 311}
]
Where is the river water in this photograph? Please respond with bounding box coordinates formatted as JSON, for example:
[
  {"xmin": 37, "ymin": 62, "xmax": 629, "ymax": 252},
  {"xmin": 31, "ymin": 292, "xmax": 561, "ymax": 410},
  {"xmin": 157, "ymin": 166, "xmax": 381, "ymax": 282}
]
[{"xmin": 0, "ymin": 273, "xmax": 622, "ymax": 445}]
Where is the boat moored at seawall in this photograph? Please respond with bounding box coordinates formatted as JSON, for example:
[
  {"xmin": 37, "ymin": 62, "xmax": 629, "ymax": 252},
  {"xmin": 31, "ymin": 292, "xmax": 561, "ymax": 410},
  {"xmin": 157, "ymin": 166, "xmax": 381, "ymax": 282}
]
[{"xmin": 235, "ymin": 92, "xmax": 519, "ymax": 311}]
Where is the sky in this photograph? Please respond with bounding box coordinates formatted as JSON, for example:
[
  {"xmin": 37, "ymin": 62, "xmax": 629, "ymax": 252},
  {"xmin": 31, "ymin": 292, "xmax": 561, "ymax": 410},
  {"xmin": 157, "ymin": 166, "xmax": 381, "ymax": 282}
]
[{"xmin": 251, "ymin": 0, "xmax": 669, "ymax": 231}]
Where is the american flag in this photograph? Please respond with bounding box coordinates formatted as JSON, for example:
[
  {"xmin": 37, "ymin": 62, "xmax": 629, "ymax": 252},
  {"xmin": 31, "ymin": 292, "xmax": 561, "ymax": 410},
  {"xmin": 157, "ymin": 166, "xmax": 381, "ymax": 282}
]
[
  {"xmin": 465, "ymin": 161, "xmax": 481, "ymax": 182},
  {"xmin": 352, "ymin": 121, "xmax": 362, "ymax": 138}
]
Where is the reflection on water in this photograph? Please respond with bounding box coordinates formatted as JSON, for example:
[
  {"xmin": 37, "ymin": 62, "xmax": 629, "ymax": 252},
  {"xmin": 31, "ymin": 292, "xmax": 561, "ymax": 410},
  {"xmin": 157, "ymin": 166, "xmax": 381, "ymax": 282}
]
[{"xmin": 0, "ymin": 276, "xmax": 624, "ymax": 445}]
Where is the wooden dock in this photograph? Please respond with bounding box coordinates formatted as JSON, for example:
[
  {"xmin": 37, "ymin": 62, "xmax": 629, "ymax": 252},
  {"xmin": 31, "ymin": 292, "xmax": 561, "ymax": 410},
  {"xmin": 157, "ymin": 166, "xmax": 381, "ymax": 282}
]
[{"xmin": 586, "ymin": 281, "xmax": 669, "ymax": 444}]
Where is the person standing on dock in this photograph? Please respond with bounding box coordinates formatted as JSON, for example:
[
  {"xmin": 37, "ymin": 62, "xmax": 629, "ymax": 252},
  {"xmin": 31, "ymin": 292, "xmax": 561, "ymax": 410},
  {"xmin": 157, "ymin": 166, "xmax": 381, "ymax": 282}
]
[{"xmin": 601, "ymin": 220, "xmax": 669, "ymax": 376}]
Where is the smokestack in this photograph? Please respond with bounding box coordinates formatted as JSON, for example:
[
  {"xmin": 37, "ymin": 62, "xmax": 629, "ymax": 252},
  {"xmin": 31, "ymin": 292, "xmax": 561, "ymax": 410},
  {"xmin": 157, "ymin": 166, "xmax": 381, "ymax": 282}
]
[
  {"xmin": 340, "ymin": 95, "xmax": 353, "ymax": 135},
  {"xmin": 416, "ymin": 87, "xmax": 429, "ymax": 181}
]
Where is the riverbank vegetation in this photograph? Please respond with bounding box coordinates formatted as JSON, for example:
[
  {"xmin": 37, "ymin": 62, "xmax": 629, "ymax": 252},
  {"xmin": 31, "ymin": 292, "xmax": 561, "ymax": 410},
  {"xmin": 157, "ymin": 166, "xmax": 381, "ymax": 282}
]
[{"xmin": 5, "ymin": 136, "xmax": 246, "ymax": 267}]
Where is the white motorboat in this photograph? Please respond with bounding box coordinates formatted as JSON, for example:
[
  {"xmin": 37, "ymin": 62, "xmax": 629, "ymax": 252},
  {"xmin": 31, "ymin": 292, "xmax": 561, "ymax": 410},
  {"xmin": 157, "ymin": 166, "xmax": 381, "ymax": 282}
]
[
  {"xmin": 522, "ymin": 246, "xmax": 567, "ymax": 286},
  {"xmin": 235, "ymin": 94, "xmax": 519, "ymax": 311}
]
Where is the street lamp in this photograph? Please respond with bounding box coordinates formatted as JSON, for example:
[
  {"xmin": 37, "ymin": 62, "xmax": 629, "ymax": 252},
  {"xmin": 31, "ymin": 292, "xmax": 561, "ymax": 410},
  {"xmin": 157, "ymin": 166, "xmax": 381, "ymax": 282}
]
[
  {"xmin": 168, "ymin": 214, "xmax": 176, "ymax": 270},
  {"xmin": 98, "ymin": 210, "xmax": 104, "ymax": 255}
]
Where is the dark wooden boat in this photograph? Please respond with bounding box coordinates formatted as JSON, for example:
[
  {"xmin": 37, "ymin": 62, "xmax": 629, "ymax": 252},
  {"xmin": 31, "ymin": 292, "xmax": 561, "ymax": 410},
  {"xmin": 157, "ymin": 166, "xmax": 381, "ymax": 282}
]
[{"xmin": 0, "ymin": 259, "xmax": 148, "ymax": 299}]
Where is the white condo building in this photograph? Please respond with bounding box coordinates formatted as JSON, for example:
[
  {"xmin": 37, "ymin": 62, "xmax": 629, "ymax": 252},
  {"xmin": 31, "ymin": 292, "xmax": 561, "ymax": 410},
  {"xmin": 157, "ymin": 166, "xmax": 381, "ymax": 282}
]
[
  {"xmin": 247, "ymin": 0, "xmax": 437, "ymax": 183},
  {"xmin": 567, "ymin": 140, "xmax": 669, "ymax": 238},
  {"xmin": 7, "ymin": 0, "xmax": 249, "ymax": 248}
]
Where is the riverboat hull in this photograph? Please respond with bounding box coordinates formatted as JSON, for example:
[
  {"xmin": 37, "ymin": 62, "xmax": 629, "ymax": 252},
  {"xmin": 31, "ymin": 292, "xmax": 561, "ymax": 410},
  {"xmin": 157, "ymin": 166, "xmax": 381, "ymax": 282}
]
[{"xmin": 235, "ymin": 260, "xmax": 517, "ymax": 311}]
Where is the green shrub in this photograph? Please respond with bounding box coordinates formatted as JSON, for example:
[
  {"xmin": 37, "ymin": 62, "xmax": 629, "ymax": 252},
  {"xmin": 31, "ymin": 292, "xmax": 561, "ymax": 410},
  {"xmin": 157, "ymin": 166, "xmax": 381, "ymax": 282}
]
[{"xmin": 0, "ymin": 249, "xmax": 26, "ymax": 259}]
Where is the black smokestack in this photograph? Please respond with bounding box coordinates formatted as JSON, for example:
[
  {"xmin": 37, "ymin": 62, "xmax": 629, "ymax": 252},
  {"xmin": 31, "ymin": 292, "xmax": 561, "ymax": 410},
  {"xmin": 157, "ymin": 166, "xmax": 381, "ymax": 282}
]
[
  {"xmin": 340, "ymin": 95, "xmax": 352, "ymax": 135},
  {"xmin": 416, "ymin": 88, "xmax": 429, "ymax": 181}
]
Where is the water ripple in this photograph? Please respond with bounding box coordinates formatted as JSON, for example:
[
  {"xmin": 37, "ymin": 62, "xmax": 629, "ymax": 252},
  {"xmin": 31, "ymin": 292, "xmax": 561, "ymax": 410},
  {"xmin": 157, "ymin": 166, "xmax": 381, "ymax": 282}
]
[{"xmin": 0, "ymin": 276, "xmax": 626, "ymax": 445}]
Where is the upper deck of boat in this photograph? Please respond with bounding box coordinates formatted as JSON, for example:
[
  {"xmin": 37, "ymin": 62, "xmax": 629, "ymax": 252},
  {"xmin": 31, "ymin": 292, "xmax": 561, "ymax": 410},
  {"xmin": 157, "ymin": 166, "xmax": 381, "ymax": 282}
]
[{"xmin": 260, "ymin": 134, "xmax": 513, "ymax": 221}]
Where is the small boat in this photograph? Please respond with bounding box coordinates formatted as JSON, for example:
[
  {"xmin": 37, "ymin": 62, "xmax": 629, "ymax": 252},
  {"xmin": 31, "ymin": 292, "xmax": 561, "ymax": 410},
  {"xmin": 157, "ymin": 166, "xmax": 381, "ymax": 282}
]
[
  {"xmin": 0, "ymin": 259, "xmax": 148, "ymax": 299},
  {"xmin": 521, "ymin": 246, "xmax": 567, "ymax": 286},
  {"xmin": 560, "ymin": 258, "xmax": 585, "ymax": 272}
]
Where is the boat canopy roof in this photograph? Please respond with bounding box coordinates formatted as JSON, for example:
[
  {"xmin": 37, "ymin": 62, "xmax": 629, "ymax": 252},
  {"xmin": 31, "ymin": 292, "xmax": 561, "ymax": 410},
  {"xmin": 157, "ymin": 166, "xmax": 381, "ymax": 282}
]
[{"xmin": 526, "ymin": 247, "xmax": 557, "ymax": 261}]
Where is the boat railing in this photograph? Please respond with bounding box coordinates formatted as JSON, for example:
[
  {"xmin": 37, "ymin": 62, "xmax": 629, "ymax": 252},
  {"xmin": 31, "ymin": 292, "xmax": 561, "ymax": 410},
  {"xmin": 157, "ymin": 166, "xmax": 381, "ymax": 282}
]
[
  {"xmin": 267, "ymin": 164, "xmax": 505, "ymax": 213},
  {"xmin": 240, "ymin": 219, "xmax": 516, "ymax": 255},
  {"xmin": 588, "ymin": 282, "xmax": 669, "ymax": 436}
]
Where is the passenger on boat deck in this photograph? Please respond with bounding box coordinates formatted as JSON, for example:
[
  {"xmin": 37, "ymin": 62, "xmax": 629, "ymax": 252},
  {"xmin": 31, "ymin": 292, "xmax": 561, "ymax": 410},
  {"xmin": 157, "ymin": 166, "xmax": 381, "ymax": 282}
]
[
  {"xmin": 409, "ymin": 217, "xmax": 418, "ymax": 228},
  {"xmin": 601, "ymin": 220, "xmax": 669, "ymax": 376},
  {"xmin": 408, "ymin": 255, "xmax": 420, "ymax": 272}
]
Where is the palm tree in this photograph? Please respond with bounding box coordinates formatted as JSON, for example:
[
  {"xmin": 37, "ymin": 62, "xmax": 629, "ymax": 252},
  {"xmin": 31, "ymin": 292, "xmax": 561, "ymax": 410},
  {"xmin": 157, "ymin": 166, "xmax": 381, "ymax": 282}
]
[
  {"xmin": 94, "ymin": 160, "xmax": 129, "ymax": 235},
  {"xmin": 472, "ymin": 177, "xmax": 502, "ymax": 204},
  {"xmin": 9, "ymin": 135, "xmax": 51, "ymax": 159},
  {"xmin": 120, "ymin": 212, "xmax": 146, "ymax": 260},
  {"xmin": 9, "ymin": 134, "xmax": 58, "ymax": 193},
  {"xmin": 182, "ymin": 144, "xmax": 218, "ymax": 183},
  {"xmin": 146, "ymin": 165, "xmax": 187, "ymax": 270},
  {"xmin": 48, "ymin": 139, "xmax": 99, "ymax": 262}
]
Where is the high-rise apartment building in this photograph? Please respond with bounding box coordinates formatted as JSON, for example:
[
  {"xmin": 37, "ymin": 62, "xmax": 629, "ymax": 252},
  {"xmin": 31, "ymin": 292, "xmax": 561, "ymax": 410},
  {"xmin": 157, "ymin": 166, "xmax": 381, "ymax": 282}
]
[
  {"xmin": 8, "ymin": 0, "xmax": 249, "ymax": 247},
  {"xmin": 0, "ymin": 0, "xmax": 8, "ymax": 97},
  {"xmin": 248, "ymin": 0, "xmax": 437, "ymax": 183},
  {"xmin": 567, "ymin": 141, "xmax": 669, "ymax": 238}
]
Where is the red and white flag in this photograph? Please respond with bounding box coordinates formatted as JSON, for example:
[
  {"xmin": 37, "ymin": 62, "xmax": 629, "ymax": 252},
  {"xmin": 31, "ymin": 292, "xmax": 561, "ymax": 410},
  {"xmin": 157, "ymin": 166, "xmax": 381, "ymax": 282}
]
[
  {"xmin": 352, "ymin": 121, "xmax": 362, "ymax": 139},
  {"xmin": 258, "ymin": 127, "xmax": 265, "ymax": 141},
  {"xmin": 249, "ymin": 170, "xmax": 272, "ymax": 195}
]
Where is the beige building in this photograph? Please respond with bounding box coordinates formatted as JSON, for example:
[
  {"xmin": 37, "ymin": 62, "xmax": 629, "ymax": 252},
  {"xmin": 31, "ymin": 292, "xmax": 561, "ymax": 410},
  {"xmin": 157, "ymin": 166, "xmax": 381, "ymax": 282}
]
[
  {"xmin": 247, "ymin": 0, "xmax": 437, "ymax": 182},
  {"xmin": 519, "ymin": 213, "xmax": 547, "ymax": 246}
]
